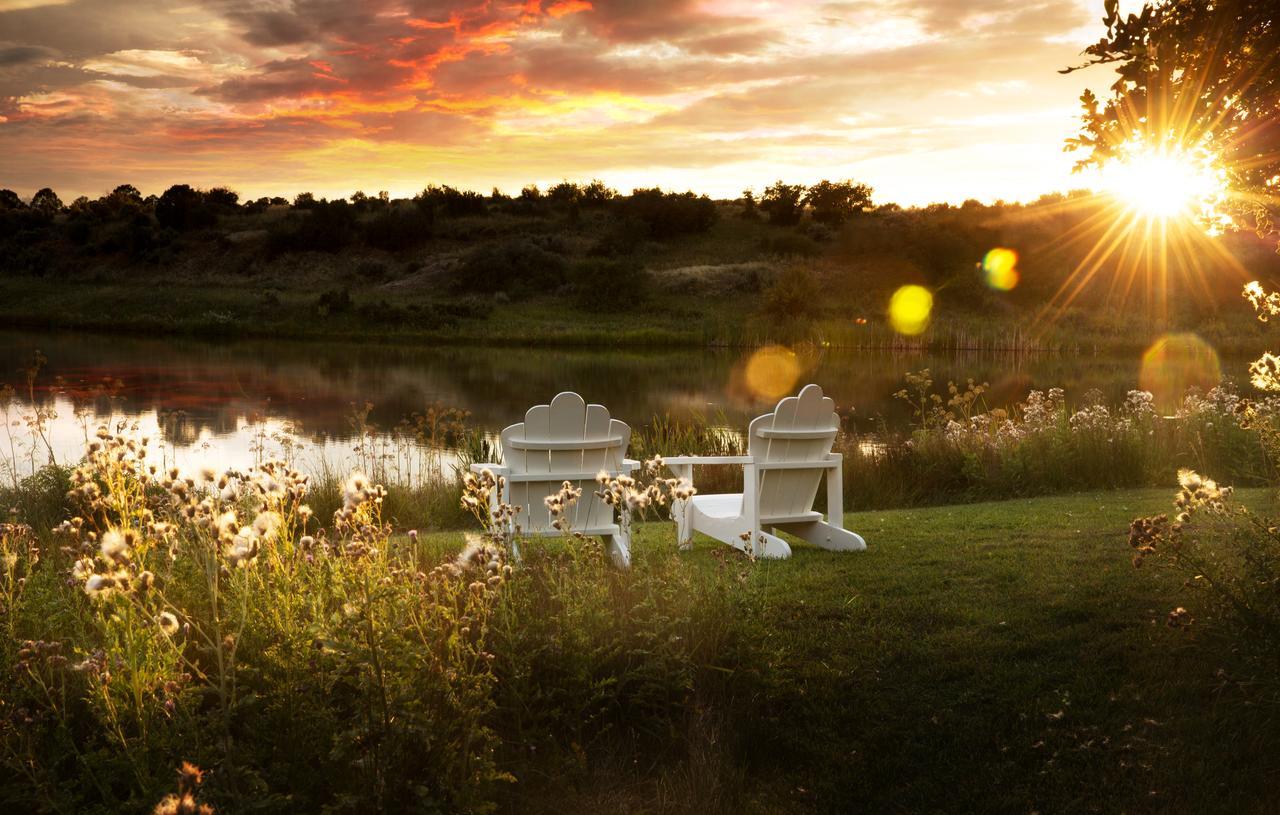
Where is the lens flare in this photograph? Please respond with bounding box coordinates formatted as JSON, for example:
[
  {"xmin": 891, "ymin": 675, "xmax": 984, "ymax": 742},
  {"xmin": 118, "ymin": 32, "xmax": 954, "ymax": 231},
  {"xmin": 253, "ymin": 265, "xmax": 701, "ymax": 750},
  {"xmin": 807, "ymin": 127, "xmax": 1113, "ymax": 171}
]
[
  {"xmin": 744, "ymin": 345, "xmax": 802, "ymax": 400},
  {"xmin": 982, "ymin": 247, "xmax": 1019, "ymax": 291},
  {"xmin": 1101, "ymin": 142, "xmax": 1228, "ymax": 224},
  {"xmin": 1139, "ymin": 333, "xmax": 1221, "ymax": 413},
  {"xmin": 888, "ymin": 285, "xmax": 932, "ymax": 336}
]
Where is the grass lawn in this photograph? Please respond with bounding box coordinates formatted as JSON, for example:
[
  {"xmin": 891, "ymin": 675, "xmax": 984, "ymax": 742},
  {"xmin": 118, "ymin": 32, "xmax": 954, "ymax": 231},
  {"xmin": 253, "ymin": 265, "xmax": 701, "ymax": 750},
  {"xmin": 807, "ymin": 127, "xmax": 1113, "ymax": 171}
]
[{"xmin": 474, "ymin": 487, "xmax": 1278, "ymax": 814}]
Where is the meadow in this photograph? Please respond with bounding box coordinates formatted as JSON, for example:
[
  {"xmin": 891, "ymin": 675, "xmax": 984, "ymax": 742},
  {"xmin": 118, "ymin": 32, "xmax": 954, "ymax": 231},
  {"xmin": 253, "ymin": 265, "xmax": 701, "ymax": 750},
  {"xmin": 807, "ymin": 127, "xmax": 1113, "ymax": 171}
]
[{"xmin": 1, "ymin": 374, "xmax": 1279, "ymax": 813}]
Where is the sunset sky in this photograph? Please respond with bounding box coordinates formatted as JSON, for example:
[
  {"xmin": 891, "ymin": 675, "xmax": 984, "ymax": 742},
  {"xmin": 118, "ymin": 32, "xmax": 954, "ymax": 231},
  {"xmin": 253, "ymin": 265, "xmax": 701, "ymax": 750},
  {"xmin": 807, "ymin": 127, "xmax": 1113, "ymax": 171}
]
[{"xmin": 0, "ymin": 0, "xmax": 1132, "ymax": 205}]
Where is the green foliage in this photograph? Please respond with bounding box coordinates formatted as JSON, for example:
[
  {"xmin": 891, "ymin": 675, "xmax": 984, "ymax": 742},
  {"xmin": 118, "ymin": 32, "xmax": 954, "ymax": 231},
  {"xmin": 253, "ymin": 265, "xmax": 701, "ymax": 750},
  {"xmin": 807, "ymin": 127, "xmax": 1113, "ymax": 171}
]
[
  {"xmin": 571, "ymin": 259, "xmax": 652, "ymax": 311},
  {"xmin": 266, "ymin": 199, "xmax": 357, "ymax": 254},
  {"xmin": 452, "ymin": 237, "xmax": 568, "ymax": 295},
  {"xmin": 759, "ymin": 180, "xmax": 805, "ymax": 226},
  {"xmin": 415, "ymin": 184, "xmax": 488, "ymax": 218},
  {"xmin": 362, "ymin": 206, "xmax": 433, "ymax": 251},
  {"xmin": 155, "ymin": 185, "xmax": 215, "ymax": 231},
  {"xmin": 803, "ymin": 179, "xmax": 874, "ymax": 225},
  {"xmin": 760, "ymin": 265, "xmax": 824, "ymax": 321},
  {"xmin": 29, "ymin": 188, "xmax": 62, "ymax": 217},
  {"xmin": 619, "ymin": 188, "xmax": 718, "ymax": 239},
  {"xmin": 1064, "ymin": 0, "xmax": 1280, "ymax": 241}
]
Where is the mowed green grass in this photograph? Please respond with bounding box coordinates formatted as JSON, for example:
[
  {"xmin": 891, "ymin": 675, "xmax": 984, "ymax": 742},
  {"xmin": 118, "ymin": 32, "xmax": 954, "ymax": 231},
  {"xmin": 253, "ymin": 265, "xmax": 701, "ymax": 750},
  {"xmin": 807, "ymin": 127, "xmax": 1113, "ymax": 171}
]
[{"xmin": 415, "ymin": 488, "xmax": 1279, "ymax": 814}]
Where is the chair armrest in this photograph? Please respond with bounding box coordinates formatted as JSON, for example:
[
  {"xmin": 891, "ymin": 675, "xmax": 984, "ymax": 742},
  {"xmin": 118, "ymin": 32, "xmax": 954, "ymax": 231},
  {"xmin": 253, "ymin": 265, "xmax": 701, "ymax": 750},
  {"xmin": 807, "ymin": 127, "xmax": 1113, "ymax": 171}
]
[
  {"xmin": 623, "ymin": 458, "xmax": 641, "ymax": 471},
  {"xmin": 661, "ymin": 455, "xmax": 754, "ymax": 466},
  {"xmin": 469, "ymin": 463, "xmax": 509, "ymax": 475}
]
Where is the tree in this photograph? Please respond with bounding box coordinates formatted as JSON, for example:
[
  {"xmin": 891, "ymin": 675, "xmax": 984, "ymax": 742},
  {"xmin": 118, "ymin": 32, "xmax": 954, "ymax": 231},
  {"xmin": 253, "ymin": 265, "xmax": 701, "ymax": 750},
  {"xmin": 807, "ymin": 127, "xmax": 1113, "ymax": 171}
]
[
  {"xmin": 546, "ymin": 181, "xmax": 581, "ymax": 205},
  {"xmin": 0, "ymin": 189, "xmax": 23, "ymax": 210},
  {"xmin": 156, "ymin": 184, "xmax": 214, "ymax": 230},
  {"xmin": 759, "ymin": 181, "xmax": 806, "ymax": 226},
  {"xmin": 803, "ymin": 180, "xmax": 874, "ymax": 225},
  {"xmin": 204, "ymin": 187, "xmax": 239, "ymax": 209},
  {"xmin": 1064, "ymin": 0, "xmax": 1280, "ymax": 242},
  {"xmin": 111, "ymin": 184, "xmax": 143, "ymax": 204},
  {"xmin": 30, "ymin": 187, "xmax": 63, "ymax": 216},
  {"xmin": 580, "ymin": 179, "xmax": 617, "ymax": 207}
]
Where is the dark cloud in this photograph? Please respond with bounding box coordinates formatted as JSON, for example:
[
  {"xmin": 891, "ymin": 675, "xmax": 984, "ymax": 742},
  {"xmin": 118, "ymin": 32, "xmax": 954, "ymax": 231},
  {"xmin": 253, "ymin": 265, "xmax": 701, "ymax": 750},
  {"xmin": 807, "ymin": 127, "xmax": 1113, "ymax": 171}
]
[{"xmin": 0, "ymin": 44, "xmax": 58, "ymax": 67}]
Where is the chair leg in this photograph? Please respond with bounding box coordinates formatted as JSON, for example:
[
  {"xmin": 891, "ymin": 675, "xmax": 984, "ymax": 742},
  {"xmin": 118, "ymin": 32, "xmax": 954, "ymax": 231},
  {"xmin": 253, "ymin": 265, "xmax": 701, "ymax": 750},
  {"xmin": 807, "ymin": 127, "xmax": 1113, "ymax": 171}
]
[
  {"xmin": 753, "ymin": 529, "xmax": 792, "ymax": 559},
  {"xmin": 605, "ymin": 530, "xmax": 631, "ymax": 569},
  {"xmin": 774, "ymin": 521, "xmax": 866, "ymax": 552}
]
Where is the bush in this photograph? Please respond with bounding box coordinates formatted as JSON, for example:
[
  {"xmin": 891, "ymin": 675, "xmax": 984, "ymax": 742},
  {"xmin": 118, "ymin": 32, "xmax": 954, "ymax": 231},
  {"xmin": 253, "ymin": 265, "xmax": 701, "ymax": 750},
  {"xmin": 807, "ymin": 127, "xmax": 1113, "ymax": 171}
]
[
  {"xmin": 155, "ymin": 185, "xmax": 216, "ymax": 231},
  {"xmin": 759, "ymin": 232, "xmax": 821, "ymax": 257},
  {"xmin": 414, "ymin": 185, "xmax": 488, "ymax": 218},
  {"xmin": 267, "ymin": 199, "xmax": 357, "ymax": 254},
  {"xmin": 315, "ymin": 286, "xmax": 353, "ymax": 315},
  {"xmin": 362, "ymin": 206, "xmax": 433, "ymax": 251},
  {"xmin": 619, "ymin": 188, "xmax": 718, "ymax": 239},
  {"xmin": 571, "ymin": 259, "xmax": 653, "ymax": 311},
  {"xmin": 761, "ymin": 265, "xmax": 824, "ymax": 320},
  {"xmin": 759, "ymin": 181, "xmax": 805, "ymax": 226},
  {"xmin": 452, "ymin": 237, "xmax": 568, "ymax": 295}
]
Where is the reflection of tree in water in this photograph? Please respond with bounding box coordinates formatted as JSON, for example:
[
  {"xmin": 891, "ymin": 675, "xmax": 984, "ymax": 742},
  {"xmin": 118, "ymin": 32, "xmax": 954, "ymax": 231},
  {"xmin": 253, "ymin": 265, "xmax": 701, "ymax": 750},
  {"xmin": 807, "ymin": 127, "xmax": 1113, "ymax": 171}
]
[{"xmin": 0, "ymin": 329, "xmax": 1213, "ymax": 446}]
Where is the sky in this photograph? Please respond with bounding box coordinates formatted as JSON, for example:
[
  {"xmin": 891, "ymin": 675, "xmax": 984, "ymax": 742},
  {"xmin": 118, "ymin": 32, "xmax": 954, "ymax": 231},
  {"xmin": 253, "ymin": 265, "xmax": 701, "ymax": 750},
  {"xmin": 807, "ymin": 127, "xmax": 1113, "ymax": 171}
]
[{"xmin": 0, "ymin": 0, "xmax": 1132, "ymax": 205}]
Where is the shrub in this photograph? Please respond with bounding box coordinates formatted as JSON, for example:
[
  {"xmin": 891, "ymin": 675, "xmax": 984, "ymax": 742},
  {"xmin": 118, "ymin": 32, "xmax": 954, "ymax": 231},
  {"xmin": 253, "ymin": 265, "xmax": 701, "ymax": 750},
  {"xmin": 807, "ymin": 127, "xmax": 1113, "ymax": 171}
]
[
  {"xmin": 414, "ymin": 185, "xmax": 488, "ymax": 218},
  {"xmin": 759, "ymin": 181, "xmax": 806, "ymax": 226},
  {"xmin": 267, "ymin": 199, "xmax": 357, "ymax": 254},
  {"xmin": 363, "ymin": 206, "xmax": 433, "ymax": 251},
  {"xmin": 571, "ymin": 259, "xmax": 653, "ymax": 311},
  {"xmin": 803, "ymin": 179, "xmax": 874, "ymax": 225},
  {"xmin": 619, "ymin": 188, "xmax": 718, "ymax": 239},
  {"xmin": 761, "ymin": 265, "xmax": 824, "ymax": 321},
  {"xmin": 759, "ymin": 232, "xmax": 821, "ymax": 257},
  {"xmin": 451, "ymin": 237, "xmax": 568, "ymax": 295},
  {"xmin": 316, "ymin": 286, "xmax": 353, "ymax": 315},
  {"xmin": 155, "ymin": 185, "xmax": 216, "ymax": 231}
]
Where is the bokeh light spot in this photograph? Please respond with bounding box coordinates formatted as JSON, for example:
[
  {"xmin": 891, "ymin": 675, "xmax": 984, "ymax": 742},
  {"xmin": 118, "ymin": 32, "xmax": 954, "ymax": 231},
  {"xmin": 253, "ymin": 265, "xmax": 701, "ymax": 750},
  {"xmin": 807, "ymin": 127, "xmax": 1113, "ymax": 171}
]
[
  {"xmin": 888, "ymin": 285, "xmax": 933, "ymax": 336},
  {"xmin": 1139, "ymin": 333, "xmax": 1221, "ymax": 413},
  {"xmin": 744, "ymin": 345, "xmax": 802, "ymax": 400},
  {"xmin": 982, "ymin": 247, "xmax": 1019, "ymax": 291}
]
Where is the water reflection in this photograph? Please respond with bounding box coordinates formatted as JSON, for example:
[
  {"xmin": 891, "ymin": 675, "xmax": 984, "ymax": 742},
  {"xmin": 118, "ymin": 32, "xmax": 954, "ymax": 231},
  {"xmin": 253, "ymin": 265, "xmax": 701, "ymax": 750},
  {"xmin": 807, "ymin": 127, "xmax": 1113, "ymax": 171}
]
[{"xmin": 0, "ymin": 329, "xmax": 1247, "ymax": 476}]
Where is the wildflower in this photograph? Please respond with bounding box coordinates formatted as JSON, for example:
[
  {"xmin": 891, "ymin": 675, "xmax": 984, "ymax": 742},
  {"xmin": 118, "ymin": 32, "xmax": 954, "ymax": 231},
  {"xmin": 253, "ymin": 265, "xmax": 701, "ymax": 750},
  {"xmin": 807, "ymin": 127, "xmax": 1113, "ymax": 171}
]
[
  {"xmin": 252, "ymin": 511, "xmax": 282, "ymax": 538},
  {"xmin": 1249, "ymin": 352, "xmax": 1280, "ymax": 392},
  {"xmin": 216, "ymin": 511, "xmax": 237, "ymax": 537},
  {"xmin": 71, "ymin": 557, "xmax": 94, "ymax": 582},
  {"xmin": 84, "ymin": 574, "xmax": 114, "ymax": 598},
  {"xmin": 157, "ymin": 611, "xmax": 180, "ymax": 636},
  {"xmin": 100, "ymin": 529, "xmax": 131, "ymax": 564},
  {"xmin": 1165, "ymin": 607, "xmax": 1193, "ymax": 629},
  {"xmin": 225, "ymin": 533, "xmax": 259, "ymax": 569},
  {"xmin": 343, "ymin": 472, "xmax": 370, "ymax": 509}
]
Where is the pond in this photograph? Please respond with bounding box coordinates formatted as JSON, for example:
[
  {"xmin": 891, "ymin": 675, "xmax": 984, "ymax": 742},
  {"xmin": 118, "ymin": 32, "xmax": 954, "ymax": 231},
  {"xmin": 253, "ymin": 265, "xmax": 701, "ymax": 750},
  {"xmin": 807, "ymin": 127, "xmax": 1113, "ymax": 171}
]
[{"xmin": 0, "ymin": 329, "xmax": 1251, "ymax": 479}]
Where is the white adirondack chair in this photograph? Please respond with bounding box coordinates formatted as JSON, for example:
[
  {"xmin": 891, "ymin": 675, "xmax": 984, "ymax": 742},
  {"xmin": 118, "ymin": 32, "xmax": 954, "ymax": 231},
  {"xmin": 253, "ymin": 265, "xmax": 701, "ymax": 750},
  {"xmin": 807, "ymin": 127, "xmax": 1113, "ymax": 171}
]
[
  {"xmin": 665, "ymin": 384, "xmax": 866, "ymax": 559},
  {"xmin": 470, "ymin": 392, "xmax": 640, "ymax": 568}
]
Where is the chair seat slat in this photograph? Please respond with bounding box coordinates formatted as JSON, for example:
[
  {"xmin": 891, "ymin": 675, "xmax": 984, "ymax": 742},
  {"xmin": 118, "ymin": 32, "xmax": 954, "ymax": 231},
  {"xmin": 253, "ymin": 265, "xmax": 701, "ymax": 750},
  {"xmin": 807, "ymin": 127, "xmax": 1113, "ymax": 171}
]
[
  {"xmin": 754, "ymin": 428, "xmax": 838, "ymax": 440},
  {"xmin": 506, "ymin": 437, "xmax": 626, "ymax": 451}
]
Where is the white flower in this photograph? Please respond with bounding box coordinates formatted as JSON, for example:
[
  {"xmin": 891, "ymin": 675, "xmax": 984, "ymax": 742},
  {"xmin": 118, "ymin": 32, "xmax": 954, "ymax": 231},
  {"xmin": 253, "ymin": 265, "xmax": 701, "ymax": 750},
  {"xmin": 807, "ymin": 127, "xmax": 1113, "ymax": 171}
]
[
  {"xmin": 157, "ymin": 611, "xmax": 180, "ymax": 636},
  {"xmin": 100, "ymin": 529, "xmax": 131, "ymax": 564},
  {"xmin": 84, "ymin": 574, "xmax": 114, "ymax": 598}
]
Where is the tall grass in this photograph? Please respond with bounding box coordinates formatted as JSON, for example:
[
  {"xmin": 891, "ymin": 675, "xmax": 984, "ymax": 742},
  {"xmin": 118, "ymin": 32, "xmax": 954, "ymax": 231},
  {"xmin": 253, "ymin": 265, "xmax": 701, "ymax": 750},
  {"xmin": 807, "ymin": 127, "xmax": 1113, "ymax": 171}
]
[{"xmin": 0, "ymin": 431, "xmax": 758, "ymax": 813}]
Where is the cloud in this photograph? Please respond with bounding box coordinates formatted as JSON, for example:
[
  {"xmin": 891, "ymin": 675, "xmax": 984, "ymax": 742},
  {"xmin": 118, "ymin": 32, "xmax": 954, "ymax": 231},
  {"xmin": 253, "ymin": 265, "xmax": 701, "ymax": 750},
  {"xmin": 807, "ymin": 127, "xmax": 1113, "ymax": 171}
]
[
  {"xmin": 0, "ymin": 43, "xmax": 57, "ymax": 66},
  {"xmin": 0, "ymin": 0, "xmax": 1110, "ymax": 204}
]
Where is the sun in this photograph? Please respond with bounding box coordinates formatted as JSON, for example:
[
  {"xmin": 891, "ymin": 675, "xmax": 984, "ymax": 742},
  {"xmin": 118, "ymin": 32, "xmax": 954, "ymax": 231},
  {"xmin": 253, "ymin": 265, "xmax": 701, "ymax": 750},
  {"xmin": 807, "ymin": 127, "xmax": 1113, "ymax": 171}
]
[{"xmin": 1099, "ymin": 144, "xmax": 1227, "ymax": 222}]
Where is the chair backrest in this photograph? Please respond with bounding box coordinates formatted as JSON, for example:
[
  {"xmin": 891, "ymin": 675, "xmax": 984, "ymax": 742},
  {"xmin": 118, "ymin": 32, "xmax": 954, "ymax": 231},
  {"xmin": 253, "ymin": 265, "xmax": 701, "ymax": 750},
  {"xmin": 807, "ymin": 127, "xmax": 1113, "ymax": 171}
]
[
  {"xmin": 748, "ymin": 384, "xmax": 839, "ymax": 520},
  {"xmin": 500, "ymin": 391, "xmax": 631, "ymax": 535}
]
